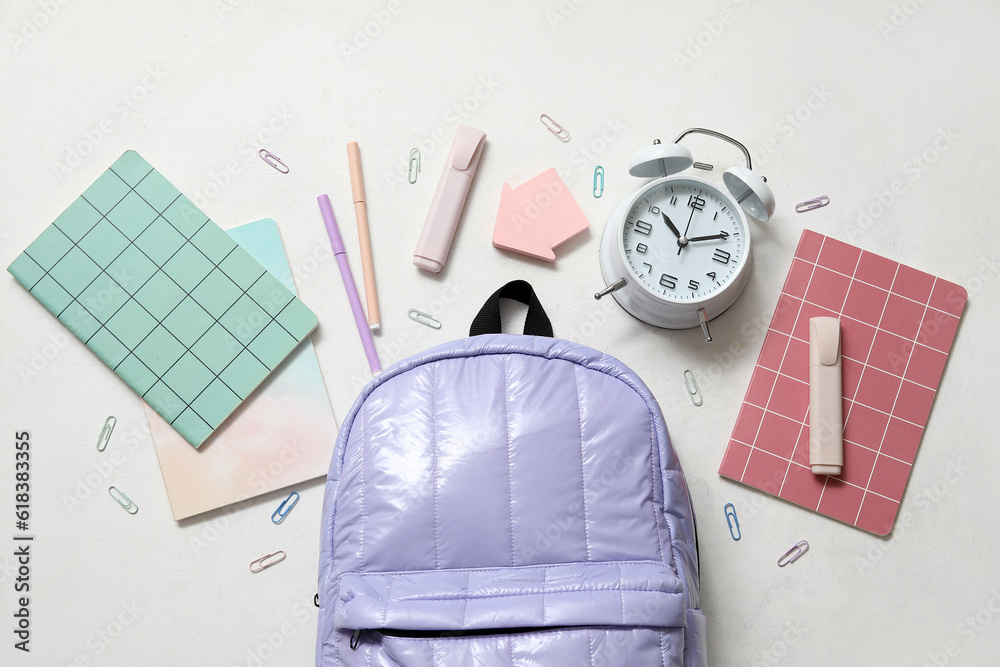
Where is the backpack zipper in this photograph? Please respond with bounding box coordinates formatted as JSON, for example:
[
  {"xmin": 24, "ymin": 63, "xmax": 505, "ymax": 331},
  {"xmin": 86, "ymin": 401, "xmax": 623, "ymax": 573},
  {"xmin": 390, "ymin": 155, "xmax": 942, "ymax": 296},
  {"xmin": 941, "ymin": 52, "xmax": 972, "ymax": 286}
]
[{"xmin": 350, "ymin": 626, "xmax": 575, "ymax": 649}]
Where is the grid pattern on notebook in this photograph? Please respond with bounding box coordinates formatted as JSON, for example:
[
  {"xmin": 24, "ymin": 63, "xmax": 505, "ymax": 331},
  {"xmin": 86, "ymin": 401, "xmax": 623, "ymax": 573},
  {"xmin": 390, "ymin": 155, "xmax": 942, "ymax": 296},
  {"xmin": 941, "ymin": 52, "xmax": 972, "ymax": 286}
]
[
  {"xmin": 718, "ymin": 230, "xmax": 966, "ymax": 535},
  {"xmin": 7, "ymin": 151, "xmax": 318, "ymax": 448}
]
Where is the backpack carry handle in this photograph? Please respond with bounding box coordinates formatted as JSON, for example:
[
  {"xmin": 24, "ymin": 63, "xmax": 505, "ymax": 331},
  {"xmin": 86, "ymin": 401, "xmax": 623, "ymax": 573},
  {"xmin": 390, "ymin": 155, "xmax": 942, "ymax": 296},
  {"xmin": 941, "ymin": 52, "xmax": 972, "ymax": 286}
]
[{"xmin": 469, "ymin": 280, "xmax": 554, "ymax": 337}]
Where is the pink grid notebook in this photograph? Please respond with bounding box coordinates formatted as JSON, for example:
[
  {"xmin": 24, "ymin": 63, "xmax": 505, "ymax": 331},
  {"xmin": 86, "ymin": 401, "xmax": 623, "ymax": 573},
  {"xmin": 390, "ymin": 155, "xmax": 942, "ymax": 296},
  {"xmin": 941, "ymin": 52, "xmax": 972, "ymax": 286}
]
[{"xmin": 718, "ymin": 230, "xmax": 966, "ymax": 535}]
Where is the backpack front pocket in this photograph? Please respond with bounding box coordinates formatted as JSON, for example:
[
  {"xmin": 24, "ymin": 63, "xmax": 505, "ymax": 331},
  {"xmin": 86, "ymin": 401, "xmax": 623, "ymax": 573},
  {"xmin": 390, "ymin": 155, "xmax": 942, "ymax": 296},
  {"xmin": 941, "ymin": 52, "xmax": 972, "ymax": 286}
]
[{"xmin": 332, "ymin": 560, "xmax": 688, "ymax": 666}]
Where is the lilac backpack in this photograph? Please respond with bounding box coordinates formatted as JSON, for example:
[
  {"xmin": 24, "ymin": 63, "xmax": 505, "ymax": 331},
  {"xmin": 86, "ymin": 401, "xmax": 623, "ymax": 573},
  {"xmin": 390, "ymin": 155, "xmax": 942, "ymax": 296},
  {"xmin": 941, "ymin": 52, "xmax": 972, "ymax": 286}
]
[{"xmin": 317, "ymin": 281, "xmax": 706, "ymax": 666}]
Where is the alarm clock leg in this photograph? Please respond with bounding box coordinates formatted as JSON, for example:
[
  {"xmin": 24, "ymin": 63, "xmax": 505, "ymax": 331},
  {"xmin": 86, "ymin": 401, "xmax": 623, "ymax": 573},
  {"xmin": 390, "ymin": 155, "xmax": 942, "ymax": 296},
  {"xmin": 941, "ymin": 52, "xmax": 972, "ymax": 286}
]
[
  {"xmin": 698, "ymin": 308, "xmax": 713, "ymax": 343},
  {"xmin": 595, "ymin": 278, "xmax": 627, "ymax": 300}
]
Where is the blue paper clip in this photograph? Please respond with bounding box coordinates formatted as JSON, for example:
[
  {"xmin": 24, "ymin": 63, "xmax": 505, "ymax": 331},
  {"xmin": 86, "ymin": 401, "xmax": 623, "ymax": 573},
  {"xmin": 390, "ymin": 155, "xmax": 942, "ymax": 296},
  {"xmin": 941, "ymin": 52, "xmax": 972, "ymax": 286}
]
[
  {"xmin": 593, "ymin": 165, "xmax": 604, "ymax": 198},
  {"xmin": 271, "ymin": 492, "xmax": 299, "ymax": 524},
  {"xmin": 724, "ymin": 503, "xmax": 740, "ymax": 541}
]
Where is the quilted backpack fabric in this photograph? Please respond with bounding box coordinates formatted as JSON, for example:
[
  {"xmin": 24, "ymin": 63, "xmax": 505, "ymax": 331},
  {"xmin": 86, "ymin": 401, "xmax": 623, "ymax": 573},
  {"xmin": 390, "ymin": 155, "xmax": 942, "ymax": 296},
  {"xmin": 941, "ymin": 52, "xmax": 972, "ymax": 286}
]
[{"xmin": 316, "ymin": 287, "xmax": 705, "ymax": 666}]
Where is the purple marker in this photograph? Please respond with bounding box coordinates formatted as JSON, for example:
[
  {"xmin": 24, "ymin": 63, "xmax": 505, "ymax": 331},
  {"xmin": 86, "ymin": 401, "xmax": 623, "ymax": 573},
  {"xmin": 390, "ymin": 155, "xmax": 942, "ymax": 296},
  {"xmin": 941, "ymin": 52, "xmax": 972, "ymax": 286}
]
[{"xmin": 317, "ymin": 195, "xmax": 382, "ymax": 373}]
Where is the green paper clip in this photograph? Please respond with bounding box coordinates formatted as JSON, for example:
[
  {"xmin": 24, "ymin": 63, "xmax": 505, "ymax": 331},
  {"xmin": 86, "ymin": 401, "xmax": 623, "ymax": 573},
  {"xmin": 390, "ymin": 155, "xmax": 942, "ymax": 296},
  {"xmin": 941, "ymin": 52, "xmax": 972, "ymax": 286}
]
[
  {"xmin": 408, "ymin": 148, "xmax": 421, "ymax": 184},
  {"xmin": 108, "ymin": 486, "xmax": 138, "ymax": 514},
  {"xmin": 96, "ymin": 415, "xmax": 116, "ymax": 452},
  {"xmin": 684, "ymin": 369, "xmax": 703, "ymax": 406}
]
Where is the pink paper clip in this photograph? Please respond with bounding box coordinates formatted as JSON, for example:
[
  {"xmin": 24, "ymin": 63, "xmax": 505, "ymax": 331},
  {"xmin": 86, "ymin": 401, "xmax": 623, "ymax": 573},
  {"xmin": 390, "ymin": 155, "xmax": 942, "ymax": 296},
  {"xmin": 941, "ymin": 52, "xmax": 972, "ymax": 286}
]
[
  {"xmin": 540, "ymin": 114, "xmax": 570, "ymax": 142},
  {"xmin": 795, "ymin": 196, "xmax": 829, "ymax": 213},
  {"xmin": 259, "ymin": 149, "xmax": 289, "ymax": 174},
  {"xmin": 250, "ymin": 551, "xmax": 286, "ymax": 573}
]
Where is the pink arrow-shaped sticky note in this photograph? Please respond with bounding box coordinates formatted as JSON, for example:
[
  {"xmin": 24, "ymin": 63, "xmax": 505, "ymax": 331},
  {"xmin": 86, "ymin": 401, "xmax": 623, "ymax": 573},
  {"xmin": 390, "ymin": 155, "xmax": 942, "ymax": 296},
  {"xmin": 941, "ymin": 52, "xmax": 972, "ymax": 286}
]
[{"xmin": 492, "ymin": 168, "xmax": 590, "ymax": 262}]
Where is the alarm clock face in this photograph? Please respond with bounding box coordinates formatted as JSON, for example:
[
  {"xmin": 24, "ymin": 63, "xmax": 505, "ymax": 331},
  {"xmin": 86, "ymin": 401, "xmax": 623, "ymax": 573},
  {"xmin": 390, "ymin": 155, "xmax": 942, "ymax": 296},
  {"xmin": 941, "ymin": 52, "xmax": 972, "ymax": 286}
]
[{"xmin": 621, "ymin": 178, "xmax": 748, "ymax": 303}]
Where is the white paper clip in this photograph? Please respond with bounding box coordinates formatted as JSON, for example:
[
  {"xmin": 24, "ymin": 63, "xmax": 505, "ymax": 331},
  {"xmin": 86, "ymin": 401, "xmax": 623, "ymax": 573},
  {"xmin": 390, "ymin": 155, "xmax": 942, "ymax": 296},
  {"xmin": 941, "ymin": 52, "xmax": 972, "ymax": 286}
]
[
  {"xmin": 795, "ymin": 196, "xmax": 829, "ymax": 213},
  {"xmin": 683, "ymin": 370, "xmax": 703, "ymax": 406},
  {"xmin": 108, "ymin": 486, "xmax": 138, "ymax": 514},
  {"xmin": 540, "ymin": 114, "xmax": 570, "ymax": 142},
  {"xmin": 777, "ymin": 540, "xmax": 809, "ymax": 567},
  {"xmin": 259, "ymin": 149, "xmax": 289, "ymax": 174},
  {"xmin": 408, "ymin": 309, "xmax": 442, "ymax": 329},
  {"xmin": 408, "ymin": 148, "xmax": 421, "ymax": 184},
  {"xmin": 250, "ymin": 551, "xmax": 286, "ymax": 573},
  {"xmin": 96, "ymin": 416, "xmax": 116, "ymax": 452}
]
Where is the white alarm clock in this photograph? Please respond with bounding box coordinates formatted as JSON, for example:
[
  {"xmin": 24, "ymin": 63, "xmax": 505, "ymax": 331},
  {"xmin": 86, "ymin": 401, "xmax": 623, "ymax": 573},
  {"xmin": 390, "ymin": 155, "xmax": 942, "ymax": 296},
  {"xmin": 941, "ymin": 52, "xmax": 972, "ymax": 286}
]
[{"xmin": 597, "ymin": 128, "xmax": 775, "ymax": 342}]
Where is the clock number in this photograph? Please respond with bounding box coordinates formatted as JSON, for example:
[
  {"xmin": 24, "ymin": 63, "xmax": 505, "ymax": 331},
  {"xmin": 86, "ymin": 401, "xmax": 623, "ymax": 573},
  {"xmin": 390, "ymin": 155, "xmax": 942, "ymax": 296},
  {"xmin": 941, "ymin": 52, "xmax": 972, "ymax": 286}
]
[
  {"xmin": 648, "ymin": 205, "xmax": 660, "ymax": 215},
  {"xmin": 706, "ymin": 271, "xmax": 717, "ymax": 281},
  {"xmin": 669, "ymin": 195, "xmax": 678, "ymax": 206},
  {"xmin": 719, "ymin": 230, "xmax": 729, "ymax": 239},
  {"xmin": 659, "ymin": 274, "xmax": 677, "ymax": 289},
  {"xmin": 636, "ymin": 243, "xmax": 648, "ymax": 254},
  {"xmin": 688, "ymin": 195, "xmax": 706, "ymax": 211},
  {"xmin": 635, "ymin": 220, "xmax": 653, "ymax": 236},
  {"xmin": 712, "ymin": 249, "xmax": 731, "ymax": 265},
  {"xmin": 688, "ymin": 280, "xmax": 700, "ymax": 291},
  {"xmin": 643, "ymin": 262, "xmax": 653, "ymax": 274}
]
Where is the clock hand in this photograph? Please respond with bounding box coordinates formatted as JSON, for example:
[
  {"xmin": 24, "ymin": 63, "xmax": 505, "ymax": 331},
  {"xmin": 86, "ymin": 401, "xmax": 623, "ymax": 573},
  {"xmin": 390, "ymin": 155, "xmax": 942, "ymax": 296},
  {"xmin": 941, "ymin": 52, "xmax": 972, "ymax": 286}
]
[
  {"xmin": 677, "ymin": 207, "xmax": 696, "ymax": 255},
  {"xmin": 661, "ymin": 212, "xmax": 681, "ymax": 239},
  {"xmin": 687, "ymin": 232, "xmax": 730, "ymax": 243}
]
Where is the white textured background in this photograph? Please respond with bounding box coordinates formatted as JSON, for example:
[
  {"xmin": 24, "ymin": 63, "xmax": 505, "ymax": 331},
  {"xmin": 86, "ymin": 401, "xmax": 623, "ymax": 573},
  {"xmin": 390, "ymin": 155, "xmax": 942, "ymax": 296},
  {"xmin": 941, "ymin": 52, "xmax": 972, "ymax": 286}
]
[{"xmin": 1, "ymin": 1, "xmax": 998, "ymax": 665}]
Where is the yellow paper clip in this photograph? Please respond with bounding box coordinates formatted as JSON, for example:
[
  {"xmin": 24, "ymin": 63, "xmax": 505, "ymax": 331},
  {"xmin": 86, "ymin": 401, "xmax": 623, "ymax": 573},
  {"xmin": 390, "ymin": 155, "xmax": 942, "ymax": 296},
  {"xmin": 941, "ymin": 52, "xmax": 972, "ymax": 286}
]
[
  {"xmin": 250, "ymin": 551, "xmax": 286, "ymax": 573},
  {"xmin": 795, "ymin": 196, "xmax": 829, "ymax": 213},
  {"xmin": 272, "ymin": 492, "xmax": 299, "ymax": 524},
  {"xmin": 724, "ymin": 503, "xmax": 740, "ymax": 541},
  {"xmin": 96, "ymin": 415, "xmax": 116, "ymax": 452},
  {"xmin": 540, "ymin": 114, "xmax": 570, "ymax": 142},
  {"xmin": 777, "ymin": 540, "xmax": 809, "ymax": 567},
  {"xmin": 408, "ymin": 148, "xmax": 421, "ymax": 184},
  {"xmin": 258, "ymin": 149, "xmax": 289, "ymax": 174},
  {"xmin": 683, "ymin": 370, "xmax": 703, "ymax": 406},
  {"xmin": 593, "ymin": 166, "xmax": 604, "ymax": 198},
  {"xmin": 108, "ymin": 486, "xmax": 138, "ymax": 514}
]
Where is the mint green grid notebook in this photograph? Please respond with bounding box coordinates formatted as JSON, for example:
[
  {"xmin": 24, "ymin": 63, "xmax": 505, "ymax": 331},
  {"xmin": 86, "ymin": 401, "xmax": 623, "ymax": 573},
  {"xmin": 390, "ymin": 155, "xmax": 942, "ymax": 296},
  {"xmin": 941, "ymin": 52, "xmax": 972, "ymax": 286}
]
[{"xmin": 7, "ymin": 151, "xmax": 318, "ymax": 448}]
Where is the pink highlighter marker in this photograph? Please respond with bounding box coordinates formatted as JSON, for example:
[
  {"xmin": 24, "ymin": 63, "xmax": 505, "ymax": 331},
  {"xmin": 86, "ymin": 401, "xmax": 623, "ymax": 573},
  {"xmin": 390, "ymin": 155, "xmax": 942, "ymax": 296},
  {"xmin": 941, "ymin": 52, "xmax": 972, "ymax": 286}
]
[
  {"xmin": 413, "ymin": 125, "xmax": 486, "ymax": 273},
  {"xmin": 809, "ymin": 317, "xmax": 842, "ymax": 475},
  {"xmin": 317, "ymin": 195, "xmax": 381, "ymax": 374}
]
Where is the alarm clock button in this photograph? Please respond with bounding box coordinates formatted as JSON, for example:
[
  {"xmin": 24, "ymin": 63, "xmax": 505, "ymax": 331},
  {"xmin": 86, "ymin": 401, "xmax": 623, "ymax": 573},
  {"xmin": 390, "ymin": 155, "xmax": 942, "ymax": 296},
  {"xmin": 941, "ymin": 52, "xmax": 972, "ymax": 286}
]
[
  {"xmin": 723, "ymin": 166, "xmax": 775, "ymax": 222},
  {"xmin": 628, "ymin": 143, "xmax": 693, "ymax": 178}
]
